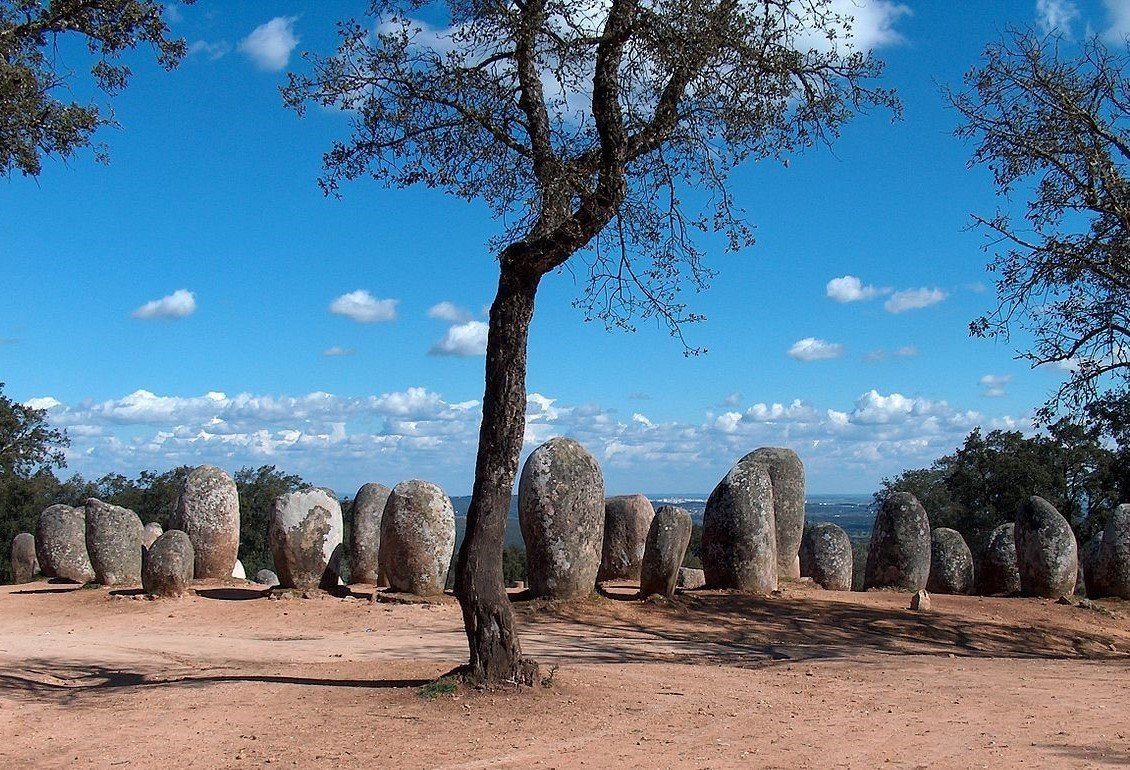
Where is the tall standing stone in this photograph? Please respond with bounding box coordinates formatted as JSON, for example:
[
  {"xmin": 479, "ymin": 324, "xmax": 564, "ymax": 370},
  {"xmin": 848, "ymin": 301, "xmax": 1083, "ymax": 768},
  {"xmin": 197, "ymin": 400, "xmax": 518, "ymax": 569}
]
[
  {"xmin": 863, "ymin": 492, "xmax": 930, "ymax": 591},
  {"xmin": 349, "ymin": 483, "xmax": 391, "ymax": 585},
  {"xmin": 142, "ymin": 530, "xmax": 195, "ymax": 598},
  {"xmin": 378, "ymin": 480, "xmax": 456, "ymax": 596},
  {"xmin": 639, "ymin": 506, "xmax": 692, "ymax": 597},
  {"xmin": 1015, "ymin": 496, "xmax": 1078, "ymax": 598},
  {"xmin": 518, "ymin": 437, "xmax": 605, "ymax": 600},
  {"xmin": 36, "ymin": 504, "xmax": 95, "ymax": 584},
  {"xmin": 85, "ymin": 499, "xmax": 143, "ymax": 586},
  {"xmin": 1085, "ymin": 504, "xmax": 1130, "ymax": 599},
  {"xmin": 703, "ymin": 459, "xmax": 778, "ymax": 593},
  {"xmin": 10, "ymin": 533, "xmax": 38, "ymax": 584},
  {"xmin": 598, "ymin": 494, "xmax": 654, "ymax": 582},
  {"xmin": 269, "ymin": 489, "xmax": 344, "ymax": 590},
  {"xmin": 172, "ymin": 465, "xmax": 240, "ymax": 579},
  {"xmin": 799, "ymin": 522, "xmax": 853, "ymax": 591},
  {"xmin": 926, "ymin": 527, "xmax": 975, "ymax": 595},
  {"xmin": 977, "ymin": 522, "xmax": 1020, "ymax": 595},
  {"xmin": 741, "ymin": 447, "xmax": 805, "ymax": 580}
]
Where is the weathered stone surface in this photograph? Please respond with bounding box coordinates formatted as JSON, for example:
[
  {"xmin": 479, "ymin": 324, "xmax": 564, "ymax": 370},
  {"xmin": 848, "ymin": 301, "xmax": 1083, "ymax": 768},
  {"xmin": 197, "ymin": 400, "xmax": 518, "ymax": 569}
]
[
  {"xmin": 232, "ymin": 559, "xmax": 246, "ymax": 580},
  {"xmin": 639, "ymin": 506, "xmax": 692, "ymax": 598},
  {"xmin": 799, "ymin": 522, "xmax": 853, "ymax": 591},
  {"xmin": 1015, "ymin": 496, "xmax": 1078, "ymax": 598},
  {"xmin": 85, "ymin": 498, "xmax": 143, "ymax": 586},
  {"xmin": 977, "ymin": 522, "xmax": 1021, "ymax": 596},
  {"xmin": 741, "ymin": 447, "xmax": 805, "ymax": 580},
  {"xmin": 927, "ymin": 528, "xmax": 975, "ymax": 595},
  {"xmin": 142, "ymin": 530, "xmax": 194, "ymax": 597},
  {"xmin": 678, "ymin": 567, "xmax": 706, "ymax": 589},
  {"xmin": 703, "ymin": 459, "xmax": 778, "ymax": 593},
  {"xmin": 518, "ymin": 437, "xmax": 605, "ymax": 600},
  {"xmin": 598, "ymin": 494, "xmax": 654, "ymax": 582},
  {"xmin": 142, "ymin": 522, "xmax": 163, "ymax": 550},
  {"xmin": 910, "ymin": 589, "xmax": 931, "ymax": 611},
  {"xmin": 36, "ymin": 504, "xmax": 95, "ymax": 584},
  {"xmin": 1081, "ymin": 534, "xmax": 1103, "ymax": 597},
  {"xmin": 349, "ymin": 483, "xmax": 391, "ymax": 584},
  {"xmin": 254, "ymin": 569, "xmax": 279, "ymax": 587},
  {"xmin": 378, "ymin": 480, "xmax": 456, "ymax": 596},
  {"xmin": 172, "ymin": 465, "xmax": 240, "ymax": 579},
  {"xmin": 1085, "ymin": 503, "xmax": 1130, "ymax": 599},
  {"xmin": 10, "ymin": 533, "xmax": 38, "ymax": 584},
  {"xmin": 269, "ymin": 489, "xmax": 344, "ymax": 590},
  {"xmin": 863, "ymin": 492, "xmax": 930, "ymax": 591}
]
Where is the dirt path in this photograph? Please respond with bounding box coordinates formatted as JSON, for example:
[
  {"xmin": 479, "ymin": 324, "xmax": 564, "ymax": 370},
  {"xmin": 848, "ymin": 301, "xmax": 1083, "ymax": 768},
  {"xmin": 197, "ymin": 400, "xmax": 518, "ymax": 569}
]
[{"xmin": 1, "ymin": 580, "xmax": 1127, "ymax": 768}]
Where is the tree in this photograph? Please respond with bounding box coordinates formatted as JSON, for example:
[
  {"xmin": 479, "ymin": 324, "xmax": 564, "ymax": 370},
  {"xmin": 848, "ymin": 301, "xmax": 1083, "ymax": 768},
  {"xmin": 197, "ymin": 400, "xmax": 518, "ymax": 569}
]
[
  {"xmin": 948, "ymin": 31, "xmax": 1129, "ymax": 422},
  {"xmin": 1, "ymin": 0, "xmax": 191, "ymax": 177},
  {"xmin": 234, "ymin": 465, "xmax": 307, "ymax": 576},
  {"xmin": 285, "ymin": 0, "xmax": 897, "ymax": 686}
]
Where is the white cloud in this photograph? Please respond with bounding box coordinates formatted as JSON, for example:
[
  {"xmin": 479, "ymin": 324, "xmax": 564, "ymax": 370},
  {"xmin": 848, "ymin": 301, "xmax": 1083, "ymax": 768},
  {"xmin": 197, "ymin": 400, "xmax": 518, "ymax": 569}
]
[
  {"xmin": 24, "ymin": 396, "xmax": 61, "ymax": 411},
  {"xmin": 788, "ymin": 337, "xmax": 844, "ymax": 361},
  {"xmin": 189, "ymin": 40, "xmax": 231, "ymax": 60},
  {"xmin": 329, "ymin": 290, "xmax": 398, "ymax": 323},
  {"xmin": 826, "ymin": 275, "xmax": 888, "ymax": 303},
  {"xmin": 430, "ymin": 321, "xmax": 489, "ymax": 357},
  {"xmin": 427, "ymin": 301, "xmax": 474, "ymax": 323},
  {"xmin": 884, "ymin": 287, "xmax": 947, "ymax": 314},
  {"xmin": 1037, "ymin": 0, "xmax": 1081, "ymax": 36},
  {"xmin": 829, "ymin": 0, "xmax": 913, "ymax": 50},
  {"xmin": 980, "ymin": 374, "xmax": 1012, "ymax": 398},
  {"xmin": 322, "ymin": 346, "xmax": 355, "ymax": 357},
  {"xmin": 1103, "ymin": 0, "xmax": 1130, "ymax": 42},
  {"xmin": 132, "ymin": 289, "xmax": 196, "ymax": 320},
  {"xmin": 240, "ymin": 17, "xmax": 299, "ymax": 71},
  {"xmin": 894, "ymin": 345, "xmax": 918, "ymax": 357}
]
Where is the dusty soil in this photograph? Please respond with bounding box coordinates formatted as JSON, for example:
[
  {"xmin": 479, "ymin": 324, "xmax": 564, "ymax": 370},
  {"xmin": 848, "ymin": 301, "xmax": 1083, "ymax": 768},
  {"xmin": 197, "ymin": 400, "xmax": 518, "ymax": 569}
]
[{"xmin": 1, "ymin": 579, "xmax": 1128, "ymax": 769}]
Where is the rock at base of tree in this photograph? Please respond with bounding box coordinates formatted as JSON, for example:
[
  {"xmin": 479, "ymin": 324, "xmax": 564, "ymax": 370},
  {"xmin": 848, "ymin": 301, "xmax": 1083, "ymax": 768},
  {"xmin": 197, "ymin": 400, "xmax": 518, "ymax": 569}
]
[
  {"xmin": 231, "ymin": 559, "xmax": 246, "ymax": 580},
  {"xmin": 172, "ymin": 465, "xmax": 240, "ymax": 580},
  {"xmin": 639, "ymin": 506, "xmax": 692, "ymax": 598},
  {"xmin": 910, "ymin": 589, "xmax": 931, "ymax": 611},
  {"xmin": 518, "ymin": 437, "xmax": 605, "ymax": 600},
  {"xmin": 254, "ymin": 569, "xmax": 280, "ymax": 587},
  {"xmin": 269, "ymin": 489, "xmax": 344, "ymax": 590},
  {"xmin": 703, "ymin": 459, "xmax": 778, "ymax": 594},
  {"xmin": 84, "ymin": 498, "xmax": 144, "ymax": 586},
  {"xmin": 1085, "ymin": 504, "xmax": 1130, "ymax": 599},
  {"xmin": 977, "ymin": 522, "xmax": 1021, "ymax": 596},
  {"xmin": 378, "ymin": 480, "xmax": 456, "ymax": 596},
  {"xmin": 799, "ymin": 522, "xmax": 853, "ymax": 591},
  {"xmin": 1015, "ymin": 496, "xmax": 1078, "ymax": 598},
  {"xmin": 36, "ymin": 504, "xmax": 95, "ymax": 584},
  {"xmin": 349, "ymin": 482, "xmax": 391, "ymax": 585},
  {"xmin": 863, "ymin": 492, "xmax": 931, "ymax": 592},
  {"xmin": 927, "ymin": 528, "xmax": 975, "ymax": 595},
  {"xmin": 677, "ymin": 567, "xmax": 706, "ymax": 590},
  {"xmin": 142, "ymin": 522, "xmax": 163, "ymax": 550},
  {"xmin": 598, "ymin": 494, "xmax": 654, "ymax": 582},
  {"xmin": 10, "ymin": 533, "xmax": 38, "ymax": 584},
  {"xmin": 142, "ymin": 530, "xmax": 195, "ymax": 598},
  {"xmin": 740, "ymin": 447, "xmax": 806, "ymax": 579}
]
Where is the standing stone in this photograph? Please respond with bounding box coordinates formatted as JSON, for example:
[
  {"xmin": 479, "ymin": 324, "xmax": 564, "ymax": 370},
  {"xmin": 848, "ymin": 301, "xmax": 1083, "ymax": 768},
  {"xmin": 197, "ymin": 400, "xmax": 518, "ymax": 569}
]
[
  {"xmin": 378, "ymin": 480, "xmax": 456, "ymax": 596},
  {"xmin": 518, "ymin": 437, "xmax": 605, "ymax": 600},
  {"xmin": 702, "ymin": 459, "xmax": 778, "ymax": 593},
  {"xmin": 1081, "ymin": 534, "xmax": 1103, "ymax": 597},
  {"xmin": 910, "ymin": 589, "xmax": 931, "ymax": 611},
  {"xmin": 926, "ymin": 528, "xmax": 974, "ymax": 595},
  {"xmin": 231, "ymin": 559, "xmax": 246, "ymax": 580},
  {"xmin": 36, "ymin": 504, "xmax": 94, "ymax": 584},
  {"xmin": 172, "ymin": 465, "xmax": 240, "ymax": 580},
  {"xmin": 254, "ymin": 569, "xmax": 280, "ymax": 587},
  {"xmin": 142, "ymin": 531, "xmax": 195, "ymax": 598},
  {"xmin": 863, "ymin": 492, "xmax": 931, "ymax": 591},
  {"xmin": 85, "ymin": 499, "xmax": 143, "ymax": 586},
  {"xmin": 142, "ymin": 522, "xmax": 163, "ymax": 550},
  {"xmin": 269, "ymin": 489, "xmax": 344, "ymax": 590},
  {"xmin": 1015, "ymin": 496, "xmax": 1078, "ymax": 598},
  {"xmin": 1086, "ymin": 504, "xmax": 1130, "ymax": 599},
  {"xmin": 349, "ymin": 483, "xmax": 391, "ymax": 585},
  {"xmin": 639, "ymin": 506, "xmax": 692, "ymax": 598},
  {"xmin": 678, "ymin": 567, "xmax": 706, "ymax": 589},
  {"xmin": 741, "ymin": 447, "xmax": 805, "ymax": 580},
  {"xmin": 977, "ymin": 522, "xmax": 1021, "ymax": 595},
  {"xmin": 799, "ymin": 522, "xmax": 853, "ymax": 591},
  {"xmin": 10, "ymin": 533, "xmax": 38, "ymax": 584},
  {"xmin": 598, "ymin": 494, "xmax": 654, "ymax": 582}
]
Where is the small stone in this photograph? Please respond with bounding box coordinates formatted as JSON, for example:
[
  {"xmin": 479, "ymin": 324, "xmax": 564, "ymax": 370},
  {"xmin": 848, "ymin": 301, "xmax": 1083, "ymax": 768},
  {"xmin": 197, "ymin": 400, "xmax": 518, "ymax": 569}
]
[
  {"xmin": 10, "ymin": 533, "xmax": 38, "ymax": 584},
  {"xmin": 231, "ymin": 559, "xmax": 246, "ymax": 580},
  {"xmin": 910, "ymin": 589, "xmax": 931, "ymax": 611},
  {"xmin": 254, "ymin": 569, "xmax": 280, "ymax": 587},
  {"xmin": 639, "ymin": 506, "xmax": 692, "ymax": 598},
  {"xmin": 677, "ymin": 567, "xmax": 706, "ymax": 590},
  {"xmin": 142, "ymin": 530, "xmax": 195, "ymax": 598}
]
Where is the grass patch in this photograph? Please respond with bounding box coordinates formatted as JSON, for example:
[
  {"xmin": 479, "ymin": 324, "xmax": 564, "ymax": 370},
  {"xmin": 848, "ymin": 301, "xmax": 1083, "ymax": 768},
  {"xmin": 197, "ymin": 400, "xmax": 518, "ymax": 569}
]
[{"xmin": 418, "ymin": 676, "xmax": 459, "ymax": 700}]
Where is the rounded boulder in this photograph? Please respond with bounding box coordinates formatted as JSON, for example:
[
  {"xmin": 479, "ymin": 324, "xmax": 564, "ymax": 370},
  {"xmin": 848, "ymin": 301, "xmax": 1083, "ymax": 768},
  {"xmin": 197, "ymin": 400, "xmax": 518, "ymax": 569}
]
[
  {"xmin": 977, "ymin": 522, "xmax": 1021, "ymax": 595},
  {"xmin": 598, "ymin": 494, "xmax": 654, "ymax": 582},
  {"xmin": 799, "ymin": 522, "xmax": 853, "ymax": 591},
  {"xmin": 378, "ymin": 480, "xmax": 456, "ymax": 596},
  {"xmin": 639, "ymin": 506, "xmax": 692, "ymax": 598},
  {"xmin": 741, "ymin": 447, "xmax": 805, "ymax": 580},
  {"xmin": 142, "ymin": 530, "xmax": 195, "ymax": 598},
  {"xmin": 173, "ymin": 465, "xmax": 240, "ymax": 579},
  {"xmin": 349, "ymin": 482, "xmax": 391, "ymax": 584},
  {"xmin": 678, "ymin": 567, "xmax": 706, "ymax": 590},
  {"xmin": 1015, "ymin": 496, "xmax": 1078, "ymax": 598},
  {"xmin": 36, "ymin": 504, "xmax": 95, "ymax": 584},
  {"xmin": 1085, "ymin": 504, "xmax": 1130, "ymax": 599},
  {"xmin": 254, "ymin": 569, "xmax": 280, "ymax": 587},
  {"xmin": 10, "ymin": 533, "xmax": 38, "ymax": 584},
  {"xmin": 703, "ymin": 459, "xmax": 778, "ymax": 593},
  {"xmin": 269, "ymin": 489, "xmax": 344, "ymax": 590},
  {"xmin": 518, "ymin": 437, "xmax": 605, "ymax": 600},
  {"xmin": 863, "ymin": 492, "xmax": 930, "ymax": 591},
  {"xmin": 926, "ymin": 528, "xmax": 974, "ymax": 595},
  {"xmin": 84, "ymin": 498, "xmax": 143, "ymax": 586}
]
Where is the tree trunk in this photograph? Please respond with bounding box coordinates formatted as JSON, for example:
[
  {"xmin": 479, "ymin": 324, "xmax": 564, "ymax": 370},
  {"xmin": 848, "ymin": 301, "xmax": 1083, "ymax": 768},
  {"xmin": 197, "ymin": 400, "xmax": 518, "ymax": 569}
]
[{"xmin": 455, "ymin": 265, "xmax": 541, "ymax": 687}]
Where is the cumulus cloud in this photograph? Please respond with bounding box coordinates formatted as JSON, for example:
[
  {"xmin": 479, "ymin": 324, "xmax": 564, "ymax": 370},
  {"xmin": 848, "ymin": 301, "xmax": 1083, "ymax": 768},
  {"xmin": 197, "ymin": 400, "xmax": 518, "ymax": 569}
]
[
  {"xmin": 788, "ymin": 337, "xmax": 844, "ymax": 361},
  {"xmin": 322, "ymin": 346, "xmax": 355, "ymax": 357},
  {"xmin": 132, "ymin": 289, "xmax": 196, "ymax": 320},
  {"xmin": 1104, "ymin": 0, "xmax": 1130, "ymax": 42},
  {"xmin": 430, "ymin": 320, "xmax": 489, "ymax": 357},
  {"xmin": 1037, "ymin": 0, "xmax": 1080, "ymax": 36},
  {"xmin": 329, "ymin": 291, "xmax": 398, "ymax": 323},
  {"xmin": 980, "ymin": 374, "xmax": 1012, "ymax": 398},
  {"xmin": 830, "ymin": 0, "xmax": 912, "ymax": 50},
  {"xmin": 24, "ymin": 396, "xmax": 61, "ymax": 411},
  {"xmin": 427, "ymin": 301, "xmax": 474, "ymax": 323},
  {"xmin": 884, "ymin": 287, "xmax": 947, "ymax": 314},
  {"xmin": 826, "ymin": 275, "xmax": 888, "ymax": 303},
  {"xmin": 240, "ymin": 17, "xmax": 299, "ymax": 71}
]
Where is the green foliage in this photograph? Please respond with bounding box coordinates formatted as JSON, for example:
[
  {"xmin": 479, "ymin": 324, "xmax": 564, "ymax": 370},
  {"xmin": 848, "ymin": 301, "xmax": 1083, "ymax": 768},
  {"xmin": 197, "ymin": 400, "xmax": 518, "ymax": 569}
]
[
  {"xmin": 418, "ymin": 676, "xmax": 459, "ymax": 700},
  {"xmin": 502, "ymin": 545, "xmax": 527, "ymax": 586},
  {"xmin": 233, "ymin": 465, "xmax": 307, "ymax": 577},
  {"xmin": 683, "ymin": 523, "xmax": 703, "ymax": 569}
]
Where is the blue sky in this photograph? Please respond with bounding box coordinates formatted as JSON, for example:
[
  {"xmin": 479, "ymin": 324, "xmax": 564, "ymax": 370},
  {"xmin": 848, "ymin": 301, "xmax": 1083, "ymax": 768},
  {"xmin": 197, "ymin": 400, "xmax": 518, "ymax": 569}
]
[{"xmin": 2, "ymin": 0, "xmax": 1126, "ymax": 495}]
